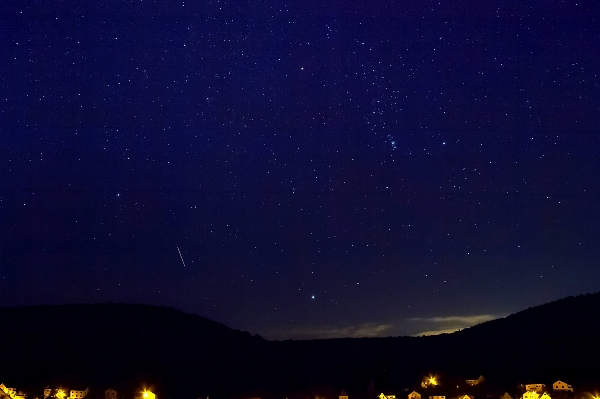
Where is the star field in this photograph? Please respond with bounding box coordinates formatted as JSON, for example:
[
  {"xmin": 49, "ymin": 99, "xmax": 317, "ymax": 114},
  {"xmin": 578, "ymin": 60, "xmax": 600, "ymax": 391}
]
[{"xmin": 1, "ymin": 0, "xmax": 600, "ymax": 339}]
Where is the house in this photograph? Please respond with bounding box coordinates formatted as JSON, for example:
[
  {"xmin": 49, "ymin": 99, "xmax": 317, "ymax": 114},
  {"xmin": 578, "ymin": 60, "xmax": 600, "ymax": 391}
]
[
  {"xmin": 458, "ymin": 395, "xmax": 474, "ymax": 399},
  {"xmin": 539, "ymin": 394, "xmax": 551, "ymax": 399},
  {"xmin": 408, "ymin": 392, "xmax": 421, "ymax": 399},
  {"xmin": 105, "ymin": 390, "xmax": 118, "ymax": 399},
  {"xmin": 69, "ymin": 389, "xmax": 89, "ymax": 399},
  {"xmin": 0, "ymin": 386, "xmax": 14, "ymax": 399},
  {"xmin": 552, "ymin": 382, "xmax": 573, "ymax": 392},
  {"xmin": 142, "ymin": 391, "xmax": 156, "ymax": 399},
  {"xmin": 429, "ymin": 396, "xmax": 445, "ymax": 399},
  {"xmin": 340, "ymin": 391, "xmax": 348, "ymax": 399},
  {"xmin": 523, "ymin": 392, "xmax": 539, "ymax": 399},
  {"xmin": 500, "ymin": 393, "xmax": 513, "ymax": 399},
  {"xmin": 466, "ymin": 376, "xmax": 485, "ymax": 386},
  {"xmin": 0, "ymin": 385, "xmax": 27, "ymax": 399},
  {"xmin": 525, "ymin": 386, "xmax": 545, "ymax": 394}
]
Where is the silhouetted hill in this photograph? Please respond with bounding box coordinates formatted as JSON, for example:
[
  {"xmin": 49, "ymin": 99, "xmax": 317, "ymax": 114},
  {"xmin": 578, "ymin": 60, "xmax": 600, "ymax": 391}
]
[
  {"xmin": 2, "ymin": 294, "xmax": 600, "ymax": 399},
  {"xmin": 276, "ymin": 293, "xmax": 600, "ymax": 393},
  {"xmin": 0, "ymin": 304, "xmax": 271, "ymax": 399}
]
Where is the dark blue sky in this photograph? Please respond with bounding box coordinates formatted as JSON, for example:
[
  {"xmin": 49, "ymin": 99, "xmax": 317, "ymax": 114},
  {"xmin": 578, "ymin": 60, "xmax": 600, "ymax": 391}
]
[{"xmin": 1, "ymin": 0, "xmax": 600, "ymax": 339}]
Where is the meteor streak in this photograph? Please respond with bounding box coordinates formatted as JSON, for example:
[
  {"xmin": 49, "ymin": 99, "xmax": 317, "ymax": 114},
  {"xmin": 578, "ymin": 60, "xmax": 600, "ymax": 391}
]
[{"xmin": 177, "ymin": 246, "xmax": 186, "ymax": 267}]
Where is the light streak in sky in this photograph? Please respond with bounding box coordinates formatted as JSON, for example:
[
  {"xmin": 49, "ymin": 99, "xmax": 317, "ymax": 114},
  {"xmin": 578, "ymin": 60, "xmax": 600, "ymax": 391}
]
[{"xmin": 177, "ymin": 246, "xmax": 186, "ymax": 267}]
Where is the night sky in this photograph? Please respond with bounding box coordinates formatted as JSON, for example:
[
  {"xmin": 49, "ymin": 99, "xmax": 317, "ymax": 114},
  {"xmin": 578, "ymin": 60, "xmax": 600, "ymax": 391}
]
[{"xmin": 2, "ymin": 0, "xmax": 600, "ymax": 340}]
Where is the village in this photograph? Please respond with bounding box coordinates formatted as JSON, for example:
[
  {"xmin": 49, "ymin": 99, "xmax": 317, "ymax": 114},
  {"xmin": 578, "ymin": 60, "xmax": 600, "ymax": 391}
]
[
  {"xmin": 377, "ymin": 377, "xmax": 589, "ymax": 399},
  {"xmin": 0, "ymin": 385, "xmax": 156, "ymax": 399},
  {"xmin": 0, "ymin": 377, "xmax": 596, "ymax": 399}
]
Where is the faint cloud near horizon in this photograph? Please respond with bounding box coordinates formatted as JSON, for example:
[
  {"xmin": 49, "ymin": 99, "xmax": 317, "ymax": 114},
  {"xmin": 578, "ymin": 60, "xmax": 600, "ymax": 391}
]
[
  {"xmin": 263, "ymin": 314, "xmax": 502, "ymax": 340},
  {"xmin": 267, "ymin": 322, "xmax": 394, "ymax": 340},
  {"xmin": 416, "ymin": 327, "xmax": 464, "ymax": 336},
  {"xmin": 410, "ymin": 314, "xmax": 501, "ymax": 337}
]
